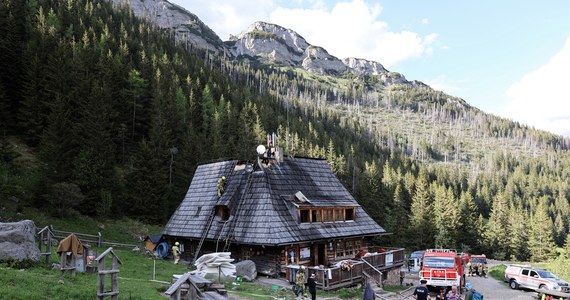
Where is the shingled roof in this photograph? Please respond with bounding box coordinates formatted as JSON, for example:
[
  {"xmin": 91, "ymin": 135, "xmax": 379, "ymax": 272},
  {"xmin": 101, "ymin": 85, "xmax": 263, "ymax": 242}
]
[{"xmin": 163, "ymin": 157, "xmax": 386, "ymax": 246}]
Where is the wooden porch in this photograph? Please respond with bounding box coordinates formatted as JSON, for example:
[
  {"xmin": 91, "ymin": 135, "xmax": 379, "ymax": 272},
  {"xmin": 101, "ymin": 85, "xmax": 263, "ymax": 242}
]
[{"xmin": 306, "ymin": 247, "xmax": 405, "ymax": 291}]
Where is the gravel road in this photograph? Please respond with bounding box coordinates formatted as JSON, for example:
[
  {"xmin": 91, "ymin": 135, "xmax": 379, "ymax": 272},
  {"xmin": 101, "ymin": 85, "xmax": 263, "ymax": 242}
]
[
  {"xmin": 465, "ymin": 260, "xmax": 537, "ymax": 300},
  {"xmin": 466, "ymin": 274, "xmax": 537, "ymax": 300}
]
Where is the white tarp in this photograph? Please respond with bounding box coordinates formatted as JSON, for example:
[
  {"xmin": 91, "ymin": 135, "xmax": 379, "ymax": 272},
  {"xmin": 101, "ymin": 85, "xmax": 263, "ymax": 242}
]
[{"xmin": 194, "ymin": 252, "xmax": 236, "ymax": 277}]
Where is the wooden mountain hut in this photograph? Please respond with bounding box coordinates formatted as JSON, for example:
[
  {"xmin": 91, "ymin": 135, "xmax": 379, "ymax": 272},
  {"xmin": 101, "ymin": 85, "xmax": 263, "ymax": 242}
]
[{"xmin": 163, "ymin": 135, "xmax": 405, "ymax": 289}]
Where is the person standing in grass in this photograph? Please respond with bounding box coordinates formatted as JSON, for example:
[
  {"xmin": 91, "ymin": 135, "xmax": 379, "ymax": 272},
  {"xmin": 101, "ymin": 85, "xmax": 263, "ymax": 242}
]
[{"xmin": 172, "ymin": 242, "xmax": 181, "ymax": 264}]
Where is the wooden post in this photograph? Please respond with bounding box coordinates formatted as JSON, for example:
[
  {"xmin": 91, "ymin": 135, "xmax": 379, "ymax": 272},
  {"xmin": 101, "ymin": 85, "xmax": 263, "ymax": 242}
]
[
  {"xmin": 37, "ymin": 226, "xmax": 54, "ymax": 265},
  {"xmin": 97, "ymin": 255, "xmax": 106, "ymax": 299}
]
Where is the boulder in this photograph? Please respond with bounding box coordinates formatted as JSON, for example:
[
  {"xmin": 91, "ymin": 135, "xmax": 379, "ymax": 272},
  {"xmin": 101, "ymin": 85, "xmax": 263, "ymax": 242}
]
[
  {"xmin": 235, "ymin": 260, "xmax": 257, "ymax": 281},
  {"xmin": 0, "ymin": 220, "xmax": 41, "ymax": 261}
]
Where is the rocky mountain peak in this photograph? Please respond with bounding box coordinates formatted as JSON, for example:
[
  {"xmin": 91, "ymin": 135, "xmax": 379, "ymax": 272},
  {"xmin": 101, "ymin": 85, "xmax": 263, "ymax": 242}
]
[{"xmin": 114, "ymin": 1, "xmax": 412, "ymax": 84}]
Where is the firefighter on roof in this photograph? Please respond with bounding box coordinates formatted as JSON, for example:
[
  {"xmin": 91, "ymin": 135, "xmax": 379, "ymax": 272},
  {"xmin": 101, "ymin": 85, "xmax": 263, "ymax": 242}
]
[{"xmin": 217, "ymin": 176, "xmax": 227, "ymax": 197}]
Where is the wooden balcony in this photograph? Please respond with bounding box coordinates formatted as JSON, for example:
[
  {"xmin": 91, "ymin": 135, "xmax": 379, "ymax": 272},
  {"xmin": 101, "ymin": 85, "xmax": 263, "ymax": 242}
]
[{"xmin": 307, "ymin": 247, "xmax": 405, "ymax": 291}]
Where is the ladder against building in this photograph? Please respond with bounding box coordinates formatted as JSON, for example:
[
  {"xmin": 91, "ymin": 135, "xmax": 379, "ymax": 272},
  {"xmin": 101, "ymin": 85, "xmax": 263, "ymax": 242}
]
[{"xmin": 223, "ymin": 171, "xmax": 254, "ymax": 252}]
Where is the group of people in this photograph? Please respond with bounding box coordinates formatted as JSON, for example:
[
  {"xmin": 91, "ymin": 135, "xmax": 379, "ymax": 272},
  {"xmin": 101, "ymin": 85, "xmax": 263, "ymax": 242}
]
[
  {"xmin": 467, "ymin": 261, "xmax": 487, "ymax": 277},
  {"xmin": 414, "ymin": 280, "xmax": 482, "ymax": 300},
  {"xmin": 294, "ymin": 267, "xmax": 318, "ymax": 300}
]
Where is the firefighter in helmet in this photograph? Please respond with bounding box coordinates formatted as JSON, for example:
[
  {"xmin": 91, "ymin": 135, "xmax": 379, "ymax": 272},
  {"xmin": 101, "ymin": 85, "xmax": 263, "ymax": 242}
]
[
  {"xmin": 172, "ymin": 242, "xmax": 181, "ymax": 264},
  {"xmin": 217, "ymin": 176, "xmax": 227, "ymax": 197}
]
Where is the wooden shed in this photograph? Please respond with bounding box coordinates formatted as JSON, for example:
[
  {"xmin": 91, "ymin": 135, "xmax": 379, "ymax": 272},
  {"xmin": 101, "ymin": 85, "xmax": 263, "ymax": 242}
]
[{"xmin": 144, "ymin": 234, "xmax": 162, "ymax": 252}]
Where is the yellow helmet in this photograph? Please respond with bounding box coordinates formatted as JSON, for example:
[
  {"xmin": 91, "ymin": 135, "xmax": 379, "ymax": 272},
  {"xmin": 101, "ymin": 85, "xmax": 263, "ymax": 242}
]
[{"xmin": 175, "ymin": 242, "xmax": 180, "ymax": 246}]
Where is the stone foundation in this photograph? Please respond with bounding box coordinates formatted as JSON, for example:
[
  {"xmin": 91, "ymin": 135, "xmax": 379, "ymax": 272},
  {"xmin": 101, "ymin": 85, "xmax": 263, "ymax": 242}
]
[{"xmin": 383, "ymin": 267, "xmax": 403, "ymax": 286}]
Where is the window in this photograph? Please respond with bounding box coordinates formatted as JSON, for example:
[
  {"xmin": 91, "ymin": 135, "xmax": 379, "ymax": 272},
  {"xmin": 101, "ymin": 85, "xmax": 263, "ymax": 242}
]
[
  {"xmin": 336, "ymin": 242, "xmax": 343, "ymax": 257},
  {"xmin": 334, "ymin": 209, "xmax": 343, "ymax": 221},
  {"xmin": 345, "ymin": 208, "xmax": 355, "ymax": 220},
  {"xmin": 521, "ymin": 269, "xmax": 529, "ymax": 276},
  {"xmin": 323, "ymin": 209, "xmax": 333, "ymax": 222},
  {"xmin": 355, "ymin": 240, "xmax": 361, "ymax": 252},
  {"xmin": 530, "ymin": 270, "xmax": 538, "ymax": 277},
  {"xmin": 311, "ymin": 210, "xmax": 321, "ymax": 222},
  {"xmin": 300, "ymin": 210, "xmax": 310, "ymax": 223},
  {"xmin": 423, "ymin": 257, "xmax": 455, "ymax": 269},
  {"xmin": 345, "ymin": 241, "xmax": 353, "ymax": 256},
  {"xmin": 297, "ymin": 207, "xmax": 357, "ymax": 223}
]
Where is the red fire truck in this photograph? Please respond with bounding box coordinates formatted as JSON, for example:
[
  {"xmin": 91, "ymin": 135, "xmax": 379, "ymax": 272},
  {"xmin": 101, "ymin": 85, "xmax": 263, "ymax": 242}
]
[{"xmin": 420, "ymin": 249, "xmax": 466, "ymax": 291}]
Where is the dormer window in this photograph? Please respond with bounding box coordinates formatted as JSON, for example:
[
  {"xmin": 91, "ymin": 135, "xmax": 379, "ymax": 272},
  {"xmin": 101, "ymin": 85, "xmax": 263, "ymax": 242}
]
[
  {"xmin": 298, "ymin": 207, "xmax": 356, "ymax": 223},
  {"xmin": 215, "ymin": 205, "xmax": 230, "ymax": 221}
]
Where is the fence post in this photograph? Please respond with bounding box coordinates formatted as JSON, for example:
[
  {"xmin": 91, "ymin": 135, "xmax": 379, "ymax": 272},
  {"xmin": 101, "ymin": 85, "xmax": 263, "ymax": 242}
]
[{"xmin": 98, "ymin": 232, "xmax": 102, "ymax": 247}]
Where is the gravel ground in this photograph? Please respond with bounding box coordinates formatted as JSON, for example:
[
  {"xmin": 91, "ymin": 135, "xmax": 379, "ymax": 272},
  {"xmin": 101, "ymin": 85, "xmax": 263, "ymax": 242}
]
[
  {"xmin": 466, "ymin": 274, "xmax": 537, "ymax": 300},
  {"xmin": 400, "ymin": 260, "xmax": 539, "ymax": 300},
  {"xmin": 228, "ymin": 260, "xmax": 541, "ymax": 300},
  {"xmin": 464, "ymin": 260, "xmax": 537, "ymax": 300}
]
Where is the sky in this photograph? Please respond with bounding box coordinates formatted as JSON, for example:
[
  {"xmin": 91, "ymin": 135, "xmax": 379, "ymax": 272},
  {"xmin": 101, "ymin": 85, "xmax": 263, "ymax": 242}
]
[{"xmin": 168, "ymin": 0, "xmax": 570, "ymax": 137}]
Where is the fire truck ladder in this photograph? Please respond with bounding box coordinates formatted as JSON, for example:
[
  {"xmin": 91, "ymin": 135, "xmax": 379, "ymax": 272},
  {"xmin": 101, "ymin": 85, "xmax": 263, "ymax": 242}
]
[{"xmin": 222, "ymin": 171, "xmax": 254, "ymax": 253}]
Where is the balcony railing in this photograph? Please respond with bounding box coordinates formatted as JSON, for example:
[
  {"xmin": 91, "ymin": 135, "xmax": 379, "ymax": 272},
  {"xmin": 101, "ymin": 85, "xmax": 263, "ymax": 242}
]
[{"xmin": 307, "ymin": 247, "xmax": 405, "ymax": 291}]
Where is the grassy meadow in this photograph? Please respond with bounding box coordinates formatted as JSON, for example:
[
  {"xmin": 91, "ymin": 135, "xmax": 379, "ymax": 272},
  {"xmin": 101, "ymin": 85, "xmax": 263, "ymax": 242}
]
[{"xmin": 0, "ymin": 203, "xmax": 365, "ymax": 299}]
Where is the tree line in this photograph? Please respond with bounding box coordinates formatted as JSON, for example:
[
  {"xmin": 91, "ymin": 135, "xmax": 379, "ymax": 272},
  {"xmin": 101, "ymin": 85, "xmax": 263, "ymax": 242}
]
[{"xmin": 1, "ymin": 0, "xmax": 570, "ymax": 262}]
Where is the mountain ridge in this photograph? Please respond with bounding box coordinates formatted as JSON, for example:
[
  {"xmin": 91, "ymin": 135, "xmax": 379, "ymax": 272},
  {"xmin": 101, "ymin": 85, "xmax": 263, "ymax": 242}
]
[{"xmin": 113, "ymin": 0, "xmax": 429, "ymax": 88}]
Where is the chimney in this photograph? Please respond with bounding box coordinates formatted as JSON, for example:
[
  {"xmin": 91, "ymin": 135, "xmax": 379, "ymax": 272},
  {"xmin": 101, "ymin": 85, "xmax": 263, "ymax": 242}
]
[{"xmin": 258, "ymin": 132, "xmax": 283, "ymax": 165}]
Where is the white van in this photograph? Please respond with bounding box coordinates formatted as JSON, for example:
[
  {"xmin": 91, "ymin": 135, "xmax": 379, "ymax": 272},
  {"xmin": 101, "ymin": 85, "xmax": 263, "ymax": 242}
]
[{"xmin": 504, "ymin": 264, "xmax": 570, "ymax": 293}]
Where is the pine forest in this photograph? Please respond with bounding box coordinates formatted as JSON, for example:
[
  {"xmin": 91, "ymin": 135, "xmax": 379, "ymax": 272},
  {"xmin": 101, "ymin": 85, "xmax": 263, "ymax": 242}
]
[{"xmin": 3, "ymin": 0, "xmax": 570, "ymax": 275}]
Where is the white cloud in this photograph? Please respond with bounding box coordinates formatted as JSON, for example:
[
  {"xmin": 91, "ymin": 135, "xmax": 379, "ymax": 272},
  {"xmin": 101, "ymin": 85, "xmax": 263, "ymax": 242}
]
[
  {"xmin": 269, "ymin": 0, "xmax": 437, "ymax": 68},
  {"xmin": 421, "ymin": 18, "xmax": 429, "ymax": 25},
  {"xmin": 170, "ymin": 0, "xmax": 277, "ymax": 40},
  {"xmin": 503, "ymin": 38, "xmax": 570, "ymax": 136},
  {"xmin": 171, "ymin": 0, "xmax": 438, "ymax": 69}
]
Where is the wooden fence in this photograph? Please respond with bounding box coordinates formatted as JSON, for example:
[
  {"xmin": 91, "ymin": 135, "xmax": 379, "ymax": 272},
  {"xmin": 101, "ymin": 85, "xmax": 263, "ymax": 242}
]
[
  {"xmin": 52, "ymin": 228, "xmax": 102, "ymax": 247},
  {"xmin": 50, "ymin": 226, "xmax": 138, "ymax": 249}
]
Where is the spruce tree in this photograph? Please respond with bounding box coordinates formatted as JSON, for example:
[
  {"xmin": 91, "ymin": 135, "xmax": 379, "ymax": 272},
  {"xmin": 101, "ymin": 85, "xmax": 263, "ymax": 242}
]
[
  {"xmin": 484, "ymin": 191, "xmax": 510, "ymax": 259},
  {"xmin": 528, "ymin": 198, "xmax": 556, "ymax": 262},
  {"xmin": 433, "ymin": 185, "xmax": 459, "ymax": 249},
  {"xmin": 408, "ymin": 168, "xmax": 434, "ymax": 249},
  {"xmin": 507, "ymin": 204, "xmax": 529, "ymax": 260},
  {"xmin": 457, "ymin": 191, "xmax": 479, "ymax": 252}
]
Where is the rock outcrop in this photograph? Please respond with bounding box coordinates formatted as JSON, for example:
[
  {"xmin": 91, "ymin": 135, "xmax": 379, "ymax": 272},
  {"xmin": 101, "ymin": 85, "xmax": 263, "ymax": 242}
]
[
  {"xmin": 0, "ymin": 220, "xmax": 41, "ymax": 261},
  {"xmin": 111, "ymin": 0, "xmax": 226, "ymax": 54}
]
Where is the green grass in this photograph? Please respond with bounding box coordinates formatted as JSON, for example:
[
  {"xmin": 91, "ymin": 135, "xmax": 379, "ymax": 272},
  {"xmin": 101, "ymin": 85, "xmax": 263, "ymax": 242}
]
[
  {"xmin": 0, "ymin": 247, "xmax": 188, "ymax": 300},
  {"xmin": 383, "ymin": 284, "xmax": 409, "ymax": 293},
  {"xmin": 489, "ymin": 264, "xmax": 507, "ymax": 282},
  {"xmin": 0, "ymin": 202, "xmax": 366, "ymax": 300}
]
